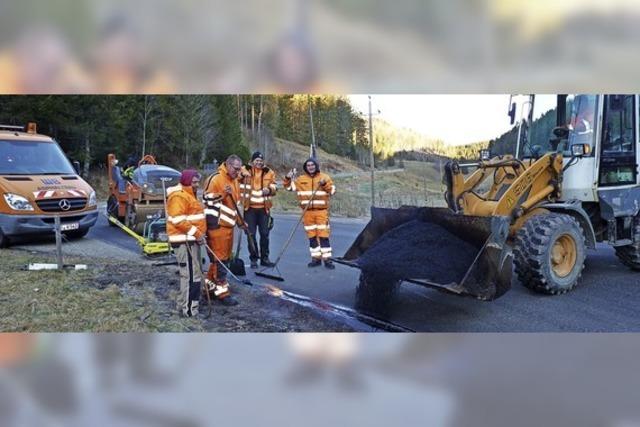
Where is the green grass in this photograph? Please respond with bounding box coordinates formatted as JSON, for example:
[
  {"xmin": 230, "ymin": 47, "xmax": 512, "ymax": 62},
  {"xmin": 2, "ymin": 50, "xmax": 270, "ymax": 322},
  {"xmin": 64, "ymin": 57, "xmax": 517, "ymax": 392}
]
[{"xmin": 0, "ymin": 251, "xmax": 201, "ymax": 332}]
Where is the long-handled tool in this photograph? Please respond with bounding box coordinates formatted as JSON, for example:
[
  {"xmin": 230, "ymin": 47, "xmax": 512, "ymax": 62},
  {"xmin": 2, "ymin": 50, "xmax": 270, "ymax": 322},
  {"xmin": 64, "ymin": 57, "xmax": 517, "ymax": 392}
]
[
  {"xmin": 202, "ymin": 241, "xmax": 255, "ymax": 287},
  {"xmin": 255, "ymin": 181, "xmax": 322, "ymax": 282},
  {"xmin": 106, "ymin": 214, "xmax": 170, "ymax": 256},
  {"xmin": 230, "ymin": 227, "xmax": 246, "ymax": 276},
  {"xmin": 160, "ymin": 177, "xmax": 175, "ymax": 257},
  {"xmin": 185, "ymin": 242, "xmax": 212, "ymax": 319},
  {"xmin": 228, "ymin": 193, "xmax": 259, "ymax": 272}
]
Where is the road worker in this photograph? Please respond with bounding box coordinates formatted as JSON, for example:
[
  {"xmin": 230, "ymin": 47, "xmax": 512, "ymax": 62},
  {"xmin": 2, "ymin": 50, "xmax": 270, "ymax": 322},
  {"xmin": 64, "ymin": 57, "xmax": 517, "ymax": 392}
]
[
  {"xmin": 166, "ymin": 169, "xmax": 207, "ymax": 317},
  {"xmin": 203, "ymin": 154, "xmax": 245, "ymax": 305},
  {"xmin": 240, "ymin": 151, "xmax": 278, "ymax": 268},
  {"xmin": 283, "ymin": 157, "xmax": 336, "ymax": 269}
]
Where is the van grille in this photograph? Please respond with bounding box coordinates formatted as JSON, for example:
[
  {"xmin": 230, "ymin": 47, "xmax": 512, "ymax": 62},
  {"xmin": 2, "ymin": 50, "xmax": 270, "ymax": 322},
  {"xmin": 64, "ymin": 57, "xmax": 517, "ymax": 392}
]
[{"xmin": 36, "ymin": 198, "xmax": 87, "ymax": 212}]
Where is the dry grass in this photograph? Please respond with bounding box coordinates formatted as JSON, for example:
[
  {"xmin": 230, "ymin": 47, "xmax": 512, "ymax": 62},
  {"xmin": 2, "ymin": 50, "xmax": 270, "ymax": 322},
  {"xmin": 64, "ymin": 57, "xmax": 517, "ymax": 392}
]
[{"xmin": 0, "ymin": 250, "xmax": 199, "ymax": 332}]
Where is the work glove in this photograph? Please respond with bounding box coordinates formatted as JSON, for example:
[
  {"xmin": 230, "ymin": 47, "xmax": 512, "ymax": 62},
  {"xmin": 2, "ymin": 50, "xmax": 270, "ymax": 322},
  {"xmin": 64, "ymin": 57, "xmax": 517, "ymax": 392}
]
[
  {"xmin": 262, "ymin": 188, "xmax": 270, "ymax": 196},
  {"xmin": 319, "ymin": 179, "xmax": 327, "ymax": 186},
  {"xmin": 196, "ymin": 235, "xmax": 206, "ymax": 246}
]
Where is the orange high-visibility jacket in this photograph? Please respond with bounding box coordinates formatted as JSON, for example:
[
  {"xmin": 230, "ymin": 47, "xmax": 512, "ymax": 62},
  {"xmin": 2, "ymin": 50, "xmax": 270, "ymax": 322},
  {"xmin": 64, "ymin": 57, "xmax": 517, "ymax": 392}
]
[
  {"xmin": 240, "ymin": 165, "xmax": 277, "ymax": 212},
  {"xmin": 283, "ymin": 171, "xmax": 335, "ymax": 210},
  {"xmin": 166, "ymin": 184, "xmax": 206, "ymax": 244},
  {"xmin": 203, "ymin": 164, "xmax": 241, "ymax": 228}
]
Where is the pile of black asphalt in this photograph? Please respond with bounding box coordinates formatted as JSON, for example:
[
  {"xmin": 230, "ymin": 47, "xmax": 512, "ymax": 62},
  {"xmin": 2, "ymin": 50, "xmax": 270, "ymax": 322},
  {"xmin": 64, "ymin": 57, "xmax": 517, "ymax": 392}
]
[{"xmin": 357, "ymin": 220, "xmax": 478, "ymax": 285}]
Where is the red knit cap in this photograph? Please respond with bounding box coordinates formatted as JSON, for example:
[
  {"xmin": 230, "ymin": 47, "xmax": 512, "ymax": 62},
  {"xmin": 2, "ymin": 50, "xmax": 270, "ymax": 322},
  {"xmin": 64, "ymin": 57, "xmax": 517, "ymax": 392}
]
[{"xmin": 180, "ymin": 169, "xmax": 201, "ymax": 186}]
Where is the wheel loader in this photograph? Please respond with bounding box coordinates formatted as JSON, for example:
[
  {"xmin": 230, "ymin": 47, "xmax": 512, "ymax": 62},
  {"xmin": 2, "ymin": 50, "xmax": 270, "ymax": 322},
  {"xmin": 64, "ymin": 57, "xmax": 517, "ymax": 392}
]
[
  {"xmin": 337, "ymin": 94, "xmax": 640, "ymax": 304},
  {"xmin": 106, "ymin": 153, "xmax": 180, "ymax": 233}
]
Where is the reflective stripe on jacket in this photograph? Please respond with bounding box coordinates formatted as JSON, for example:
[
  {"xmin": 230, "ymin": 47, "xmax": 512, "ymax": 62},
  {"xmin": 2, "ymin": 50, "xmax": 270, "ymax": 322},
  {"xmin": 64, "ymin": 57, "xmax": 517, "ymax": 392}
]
[
  {"xmin": 283, "ymin": 172, "xmax": 335, "ymax": 210},
  {"xmin": 203, "ymin": 164, "xmax": 241, "ymax": 228},
  {"xmin": 166, "ymin": 184, "xmax": 206, "ymax": 243},
  {"xmin": 240, "ymin": 165, "xmax": 277, "ymax": 211}
]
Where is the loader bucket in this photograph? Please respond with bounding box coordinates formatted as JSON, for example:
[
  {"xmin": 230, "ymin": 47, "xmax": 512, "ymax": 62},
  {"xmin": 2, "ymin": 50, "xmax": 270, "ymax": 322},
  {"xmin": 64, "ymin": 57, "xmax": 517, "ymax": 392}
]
[{"xmin": 336, "ymin": 207, "xmax": 513, "ymax": 300}]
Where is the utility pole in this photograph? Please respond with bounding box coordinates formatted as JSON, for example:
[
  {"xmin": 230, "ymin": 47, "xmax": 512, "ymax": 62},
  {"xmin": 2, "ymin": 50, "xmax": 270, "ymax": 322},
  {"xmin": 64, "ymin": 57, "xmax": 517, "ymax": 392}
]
[
  {"xmin": 308, "ymin": 95, "xmax": 317, "ymax": 159},
  {"xmin": 368, "ymin": 95, "xmax": 375, "ymax": 207}
]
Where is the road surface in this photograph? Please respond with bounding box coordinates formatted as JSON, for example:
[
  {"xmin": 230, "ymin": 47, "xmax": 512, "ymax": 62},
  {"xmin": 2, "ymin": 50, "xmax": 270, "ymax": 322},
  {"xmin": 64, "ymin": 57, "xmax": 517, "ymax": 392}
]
[{"xmin": 12, "ymin": 209, "xmax": 640, "ymax": 332}]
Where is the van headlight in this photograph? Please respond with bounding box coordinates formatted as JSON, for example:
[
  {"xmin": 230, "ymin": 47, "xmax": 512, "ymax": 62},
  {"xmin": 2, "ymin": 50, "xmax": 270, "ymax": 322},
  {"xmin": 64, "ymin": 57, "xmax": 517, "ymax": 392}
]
[
  {"xmin": 4, "ymin": 193, "xmax": 35, "ymax": 211},
  {"xmin": 88, "ymin": 191, "xmax": 97, "ymax": 207}
]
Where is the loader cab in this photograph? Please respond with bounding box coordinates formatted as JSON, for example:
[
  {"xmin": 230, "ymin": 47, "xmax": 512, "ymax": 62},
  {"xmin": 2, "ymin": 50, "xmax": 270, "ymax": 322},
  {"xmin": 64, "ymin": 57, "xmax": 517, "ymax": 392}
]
[
  {"xmin": 558, "ymin": 94, "xmax": 638, "ymax": 189},
  {"xmin": 598, "ymin": 94, "xmax": 637, "ymax": 187}
]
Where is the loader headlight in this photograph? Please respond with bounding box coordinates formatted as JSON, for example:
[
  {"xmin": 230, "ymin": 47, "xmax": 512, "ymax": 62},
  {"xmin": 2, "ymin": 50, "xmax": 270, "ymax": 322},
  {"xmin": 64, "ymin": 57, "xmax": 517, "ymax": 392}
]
[
  {"xmin": 88, "ymin": 191, "xmax": 97, "ymax": 207},
  {"xmin": 480, "ymin": 149, "xmax": 491, "ymax": 161},
  {"xmin": 4, "ymin": 193, "xmax": 34, "ymax": 211}
]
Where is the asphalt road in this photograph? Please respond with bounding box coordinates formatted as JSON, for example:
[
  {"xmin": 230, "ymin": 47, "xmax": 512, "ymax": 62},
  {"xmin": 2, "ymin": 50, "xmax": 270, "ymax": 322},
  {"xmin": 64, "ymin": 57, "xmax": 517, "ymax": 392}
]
[{"xmin": 14, "ymin": 209, "xmax": 640, "ymax": 332}]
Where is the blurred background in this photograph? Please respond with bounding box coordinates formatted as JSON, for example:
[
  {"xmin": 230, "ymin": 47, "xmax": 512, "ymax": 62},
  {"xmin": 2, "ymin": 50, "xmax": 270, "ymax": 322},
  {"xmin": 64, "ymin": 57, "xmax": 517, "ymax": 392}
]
[
  {"xmin": 2, "ymin": 333, "xmax": 640, "ymax": 426},
  {"xmin": 1, "ymin": 0, "xmax": 640, "ymax": 93}
]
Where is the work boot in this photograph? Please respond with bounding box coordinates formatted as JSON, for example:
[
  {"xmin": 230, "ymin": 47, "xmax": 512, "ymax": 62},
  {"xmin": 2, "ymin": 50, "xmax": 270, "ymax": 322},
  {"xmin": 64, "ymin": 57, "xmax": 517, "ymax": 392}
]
[
  {"xmin": 218, "ymin": 295, "xmax": 239, "ymax": 306},
  {"xmin": 250, "ymin": 259, "xmax": 259, "ymax": 269},
  {"xmin": 307, "ymin": 258, "xmax": 322, "ymax": 268},
  {"xmin": 324, "ymin": 260, "xmax": 335, "ymax": 270},
  {"xmin": 261, "ymin": 258, "xmax": 275, "ymax": 267}
]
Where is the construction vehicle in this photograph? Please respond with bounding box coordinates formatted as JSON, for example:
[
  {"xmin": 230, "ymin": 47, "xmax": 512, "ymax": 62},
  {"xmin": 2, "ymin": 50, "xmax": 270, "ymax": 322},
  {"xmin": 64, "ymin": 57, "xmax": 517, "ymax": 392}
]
[
  {"xmin": 106, "ymin": 153, "xmax": 180, "ymax": 234},
  {"xmin": 338, "ymin": 94, "xmax": 640, "ymax": 303},
  {"xmin": 0, "ymin": 123, "xmax": 98, "ymax": 248},
  {"xmin": 106, "ymin": 214, "xmax": 170, "ymax": 256}
]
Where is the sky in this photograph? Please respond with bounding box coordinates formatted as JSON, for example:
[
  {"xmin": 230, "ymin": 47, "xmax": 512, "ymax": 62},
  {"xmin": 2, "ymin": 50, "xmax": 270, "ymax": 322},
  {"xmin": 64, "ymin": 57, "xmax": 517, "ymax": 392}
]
[{"xmin": 348, "ymin": 95, "xmax": 557, "ymax": 146}]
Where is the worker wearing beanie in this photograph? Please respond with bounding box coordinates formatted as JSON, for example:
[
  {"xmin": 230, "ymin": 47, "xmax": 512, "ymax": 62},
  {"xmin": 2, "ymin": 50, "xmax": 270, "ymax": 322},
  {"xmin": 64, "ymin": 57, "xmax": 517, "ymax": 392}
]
[
  {"xmin": 203, "ymin": 154, "xmax": 244, "ymax": 306},
  {"xmin": 283, "ymin": 158, "xmax": 336, "ymax": 269},
  {"xmin": 240, "ymin": 151, "xmax": 278, "ymax": 268},
  {"xmin": 166, "ymin": 169, "xmax": 207, "ymax": 317}
]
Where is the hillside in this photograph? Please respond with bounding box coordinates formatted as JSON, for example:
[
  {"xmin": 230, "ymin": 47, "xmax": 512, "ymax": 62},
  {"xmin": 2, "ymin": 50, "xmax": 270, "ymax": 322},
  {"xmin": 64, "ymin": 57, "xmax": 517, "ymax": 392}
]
[{"xmin": 248, "ymin": 136, "xmax": 446, "ymax": 217}]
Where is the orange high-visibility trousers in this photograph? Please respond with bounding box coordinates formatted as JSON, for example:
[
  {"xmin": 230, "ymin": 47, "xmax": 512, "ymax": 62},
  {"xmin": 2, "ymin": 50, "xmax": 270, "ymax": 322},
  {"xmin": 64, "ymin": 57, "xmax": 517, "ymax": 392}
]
[
  {"xmin": 206, "ymin": 227, "xmax": 234, "ymax": 282},
  {"xmin": 303, "ymin": 209, "xmax": 330, "ymax": 239}
]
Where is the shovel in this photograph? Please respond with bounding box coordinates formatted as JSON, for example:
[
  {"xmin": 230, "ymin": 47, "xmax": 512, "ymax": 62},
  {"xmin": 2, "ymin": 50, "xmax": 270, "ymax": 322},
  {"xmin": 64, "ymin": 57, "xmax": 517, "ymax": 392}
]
[
  {"xmin": 229, "ymin": 228, "xmax": 246, "ymax": 276},
  {"xmin": 227, "ymin": 193, "xmax": 258, "ymax": 276}
]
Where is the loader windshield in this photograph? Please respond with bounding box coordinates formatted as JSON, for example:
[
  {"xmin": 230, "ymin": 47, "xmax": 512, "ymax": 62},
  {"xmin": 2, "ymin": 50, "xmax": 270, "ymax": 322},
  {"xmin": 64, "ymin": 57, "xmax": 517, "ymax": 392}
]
[
  {"xmin": 524, "ymin": 94, "xmax": 557, "ymax": 158},
  {"xmin": 521, "ymin": 94, "xmax": 597, "ymax": 159},
  {"xmin": 0, "ymin": 140, "xmax": 76, "ymax": 175}
]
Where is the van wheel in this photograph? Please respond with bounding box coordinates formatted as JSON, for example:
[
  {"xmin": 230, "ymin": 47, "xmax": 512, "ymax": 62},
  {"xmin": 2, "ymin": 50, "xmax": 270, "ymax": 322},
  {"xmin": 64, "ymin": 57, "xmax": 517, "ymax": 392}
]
[{"xmin": 0, "ymin": 230, "xmax": 10, "ymax": 248}]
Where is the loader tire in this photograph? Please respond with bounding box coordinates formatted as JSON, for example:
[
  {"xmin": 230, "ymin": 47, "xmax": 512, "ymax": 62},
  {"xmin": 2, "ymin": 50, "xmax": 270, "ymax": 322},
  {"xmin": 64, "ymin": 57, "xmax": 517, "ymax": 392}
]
[
  {"xmin": 355, "ymin": 272, "xmax": 400, "ymax": 316},
  {"xmin": 614, "ymin": 220, "xmax": 640, "ymax": 271},
  {"xmin": 514, "ymin": 213, "xmax": 586, "ymax": 295}
]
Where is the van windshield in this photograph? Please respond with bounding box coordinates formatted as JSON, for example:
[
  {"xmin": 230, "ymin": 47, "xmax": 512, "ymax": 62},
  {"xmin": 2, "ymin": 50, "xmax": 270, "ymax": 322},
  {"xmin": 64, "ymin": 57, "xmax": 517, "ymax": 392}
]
[{"xmin": 0, "ymin": 140, "xmax": 76, "ymax": 175}]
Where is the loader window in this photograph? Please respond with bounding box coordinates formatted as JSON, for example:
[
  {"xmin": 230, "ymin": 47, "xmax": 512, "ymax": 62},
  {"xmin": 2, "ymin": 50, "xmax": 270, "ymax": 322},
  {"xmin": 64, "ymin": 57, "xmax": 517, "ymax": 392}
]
[
  {"xmin": 525, "ymin": 95, "xmax": 557, "ymax": 158},
  {"xmin": 599, "ymin": 95, "xmax": 636, "ymax": 186},
  {"xmin": 566, "ymin": 95, "xmax": 597, "ymax": 156}
]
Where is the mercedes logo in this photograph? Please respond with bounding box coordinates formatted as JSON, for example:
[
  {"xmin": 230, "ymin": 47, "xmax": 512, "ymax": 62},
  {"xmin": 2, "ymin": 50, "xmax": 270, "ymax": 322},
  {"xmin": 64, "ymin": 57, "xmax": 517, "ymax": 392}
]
[{"xmin": 59, "ymin": 199, "xmax": 71, "ymax": 211}]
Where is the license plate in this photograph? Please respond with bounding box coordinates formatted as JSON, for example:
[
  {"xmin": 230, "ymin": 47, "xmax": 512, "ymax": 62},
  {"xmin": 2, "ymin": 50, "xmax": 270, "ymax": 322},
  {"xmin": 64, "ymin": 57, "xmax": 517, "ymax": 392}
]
[{"xmin": 60, "ymin": 222, "xmax": 80, "ymax": 231}]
